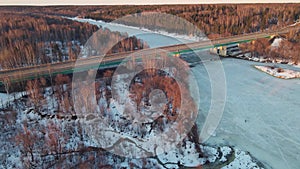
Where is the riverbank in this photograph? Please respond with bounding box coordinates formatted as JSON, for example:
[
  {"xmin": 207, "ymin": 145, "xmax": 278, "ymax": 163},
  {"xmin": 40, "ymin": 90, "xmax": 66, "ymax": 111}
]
[
  {"xmin": 231, "ymin": 52, "xmax": 298, "ymax": 66},
  {"xmin": 254, "ymin": 65, "xmax": 300, "ymax": 79},
  {"xmin": 225, "ymin": 51, "xmax": 300, "ymax": 79}
]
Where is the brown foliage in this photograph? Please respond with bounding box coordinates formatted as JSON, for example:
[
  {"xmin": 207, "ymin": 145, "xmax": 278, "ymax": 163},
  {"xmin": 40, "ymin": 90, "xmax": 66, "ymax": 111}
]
[
  {"xmin": 26, "ymin": 79, "xmax": 43, "ymax": 110},
  {"xmin": 83, "ymin": 4, "xmax": 300, "ymax": 36},
  {"xmin": 130, "ymin": 69, "xmax": 181, "ymax": 121},
  {"xmin": 54, "ymin": 74, "xmax": 73, "ymax": 113},
  {"xmin": 0, "ymin": 11, "xmax": 98, "ymax": 69},
  {"xmin": 15, "ymin": 125, "xmax": 38, "ymax": 163},
  {"xmin": 44, "ymin": 122, "xmax": 66, "ymax": 160}
]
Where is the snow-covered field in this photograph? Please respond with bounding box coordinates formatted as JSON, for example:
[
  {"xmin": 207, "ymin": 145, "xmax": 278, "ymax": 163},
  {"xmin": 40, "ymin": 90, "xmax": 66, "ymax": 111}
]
[
  {"xmin": 0, "ymin": 92, "xmax": 24, "ymax": 108},
  {"xmin": 0, "ymin": 76, "xmax": 263, "ymax": 169},
  {"xmin": 0, "ymin": 93, "xmax": 9, "ymax": 105}
]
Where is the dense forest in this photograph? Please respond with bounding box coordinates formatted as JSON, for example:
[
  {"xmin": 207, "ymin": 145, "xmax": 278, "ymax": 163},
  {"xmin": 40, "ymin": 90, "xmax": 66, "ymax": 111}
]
[
  {"xmin": 79, "ymin": 4, "xmax": 300, "ymax": 38},
  {"xmin": 2, "ymin": 4, "xmax": 299, "ymax": 37},
  {"xmin": 0, "ymin": 9, "xmax": 147, "ymax": 70}
]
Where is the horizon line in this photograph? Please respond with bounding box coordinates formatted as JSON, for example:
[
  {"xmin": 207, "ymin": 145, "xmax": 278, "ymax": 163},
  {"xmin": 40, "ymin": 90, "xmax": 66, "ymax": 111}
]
[{"xmin": 0, "ymin": 2, "xmax": 299, "ymax": 6}]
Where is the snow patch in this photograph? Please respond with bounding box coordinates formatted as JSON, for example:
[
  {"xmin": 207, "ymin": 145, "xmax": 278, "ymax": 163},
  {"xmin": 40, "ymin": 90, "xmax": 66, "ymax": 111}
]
[
  {"xmin": 222, "ymin": 149, "xmax": 264, "ymax": 169},
  {"xmin": 271, "ymin": 38, "xmax": 282, "ymax": 48},
  {"xmin": 255, "ymin": 65, "xmax": 300, "ymax": 79}
]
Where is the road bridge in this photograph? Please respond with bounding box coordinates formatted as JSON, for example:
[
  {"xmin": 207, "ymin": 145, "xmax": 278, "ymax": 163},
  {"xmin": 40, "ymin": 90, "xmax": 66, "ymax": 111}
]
[{"xmin": 0, "ymin": 25, "xmax": 297, "ymax": 89}]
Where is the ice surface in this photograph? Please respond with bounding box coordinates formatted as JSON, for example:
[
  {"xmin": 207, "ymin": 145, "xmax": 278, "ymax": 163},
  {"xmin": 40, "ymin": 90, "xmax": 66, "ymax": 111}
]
[
  {"xmin": 194, "ymin": 58, "xmax": 300, "ymax": 169},
  {"xmin": 68, "ymin": 17, "xmax": 207, "ymax": 48}
]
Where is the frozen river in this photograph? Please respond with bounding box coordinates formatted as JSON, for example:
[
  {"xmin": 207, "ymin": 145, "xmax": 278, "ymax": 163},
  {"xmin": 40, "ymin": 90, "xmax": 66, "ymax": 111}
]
[
  {"xmin": 194, "ymin": 57, "xmax": 300, "ymax": 169},
  {"xmin": 71, "ymin": 17, "xmax": 300, "ymax": 169}
]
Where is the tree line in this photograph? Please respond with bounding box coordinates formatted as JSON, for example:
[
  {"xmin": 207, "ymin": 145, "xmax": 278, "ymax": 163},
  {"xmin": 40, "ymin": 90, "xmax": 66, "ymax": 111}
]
[
  {"xmin": 80, "ymin": 4, "xmax": 300, "ymax": 38},
  {"xmin": 2, "ymin": 4, "xmax": 299, "ymax": 38}
]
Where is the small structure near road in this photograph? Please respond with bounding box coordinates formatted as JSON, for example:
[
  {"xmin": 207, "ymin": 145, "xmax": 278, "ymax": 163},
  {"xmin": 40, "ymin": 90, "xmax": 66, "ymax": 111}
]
[{"xmin": 210, "ymin": 44, "xmax": 240, "ymax": 57}]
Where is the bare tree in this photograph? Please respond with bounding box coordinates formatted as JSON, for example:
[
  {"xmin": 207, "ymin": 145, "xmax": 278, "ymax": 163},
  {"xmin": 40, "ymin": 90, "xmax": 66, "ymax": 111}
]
[
  {"xmin": 44, "ymin": 122, "xmax": 66, "ymax": 160},
  {"xmin": 15, "ymin": 125, "xmax": 38, "ymax": 165},
  {"xmin": 26, "ymin": 79, "xmax": 43, "ymax": 111},
  {"xmin": 2, "ymin": 77, "xmax": 11, "ymax": 96},
  {"xmin": 103, "ymin": 70, "xmax": 114, "ymax": 85}
]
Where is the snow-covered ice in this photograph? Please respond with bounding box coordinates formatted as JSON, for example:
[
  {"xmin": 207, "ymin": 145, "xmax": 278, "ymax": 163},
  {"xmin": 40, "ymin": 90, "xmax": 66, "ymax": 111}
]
[
  {"xmin": 194, "ymin": 57, "xmax": 300, "ymax": 169},
  {"xmin": 68, "ymin": 17, "xmax": 207, "ymax": 48}
]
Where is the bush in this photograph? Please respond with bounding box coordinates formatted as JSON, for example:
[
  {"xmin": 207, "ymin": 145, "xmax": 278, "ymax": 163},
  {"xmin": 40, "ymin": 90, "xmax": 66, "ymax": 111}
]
[{"xmin": 277, "ymin": 68, "xmax": 284, "ymax": 73}]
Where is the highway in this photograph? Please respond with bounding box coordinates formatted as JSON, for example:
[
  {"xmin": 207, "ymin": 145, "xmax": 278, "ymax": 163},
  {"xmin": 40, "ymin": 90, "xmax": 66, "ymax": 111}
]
[{"xmin": 0, "ymin": 25, "xmax": 297, "ymax": 86}]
